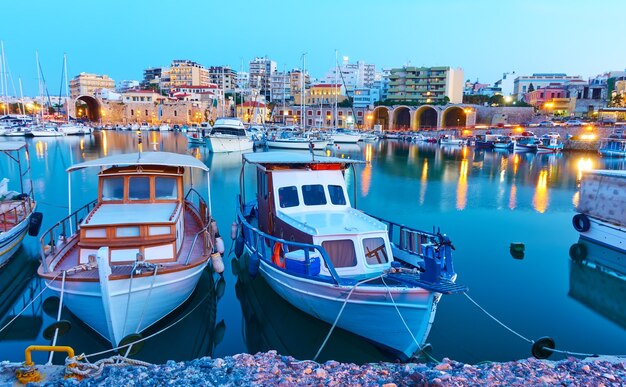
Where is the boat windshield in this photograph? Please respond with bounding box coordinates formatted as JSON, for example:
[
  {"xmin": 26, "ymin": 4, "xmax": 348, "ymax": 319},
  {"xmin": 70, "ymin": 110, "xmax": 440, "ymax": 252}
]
[
  {"xmin": 155, "ymin": 177, "xmax": 177, "ymax": 199},
  {"xmin": 102, "ymin": 177, "xmax": 124, "ymax": 201},
  {"xmin": 363, "ymin": 237, "xmax": 388, "ymax": 264},
  {"xmin": 278, "ymin": 186, "xmax": 299, "ymax": 208},
  {"xmin": 211, "ymin": 127, "xmax": 246, "ymax": 136},
  {"xmin": 328, "ymin": 185, "xmax": 346, "ymax": 205},
  {"xmin": 302, "ymin": 184, "xmax": 327, "ymax": 206},
  {"xmin": 322, "ymin": 239, "xmax": 357, "ymax": 268}
]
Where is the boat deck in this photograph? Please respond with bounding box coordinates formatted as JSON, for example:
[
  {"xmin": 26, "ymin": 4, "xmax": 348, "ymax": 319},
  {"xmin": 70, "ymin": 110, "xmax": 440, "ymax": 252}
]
[
  {"xmin": 40, "ymin": 206, "xmax": 209, "ymax": 281},
  {"xmin": 0, "ymin": 200, "xmax": 30, "ymax": 232}
]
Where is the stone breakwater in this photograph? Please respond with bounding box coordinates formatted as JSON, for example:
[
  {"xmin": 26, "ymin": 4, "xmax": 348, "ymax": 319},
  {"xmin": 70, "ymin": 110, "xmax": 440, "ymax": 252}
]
[{"xmin": 2, "ymin": 351, "xmax": 625, "ymax": 386}]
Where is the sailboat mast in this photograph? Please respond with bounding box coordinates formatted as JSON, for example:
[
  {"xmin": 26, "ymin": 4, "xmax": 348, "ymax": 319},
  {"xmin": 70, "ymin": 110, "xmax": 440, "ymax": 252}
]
[
  {"xmin": 64, "ymin": 53, "xmax": 70, "ymax": 123},
  {"xmin": 282, "ymin": 64, "xmax": 286, "ymax": 124},
  {"xmin": 36, "ymin": 50, "xmax": 43, "ymax": 122},
  {"xmin": 301, "ymin": 53, "xmax": 306, "ymax": 129},
  {"xmin": 1, "ymin": 41, "xmax": 6, "ymax": 115},
  {"xmin": 334, "ymin": 49, "xmax": 338, "ymax": 128},
  {"xmin": 19, "ymin": 77, "xmax": 25, "ymax": 116}
]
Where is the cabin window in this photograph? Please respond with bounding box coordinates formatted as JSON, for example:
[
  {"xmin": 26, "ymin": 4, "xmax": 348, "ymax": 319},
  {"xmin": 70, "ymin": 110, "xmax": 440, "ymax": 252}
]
[
  {"xmin": 128, "ymin": 177, "xmax": 151, "ymax": 200},
  {"xmin": 278, "ymin": 186, "xmax": 299, "ymax": 208},
  {"xmin": 328, "ymin": 185, "xmax": 346, "ymax": 205},
  {"xmin": 322, "ymin": 239, "xmax": 357, "ymax": 268},
  {"xmin": 362, "ymin": 237, "xmax": 388, "ymax": 265},
  {"xmin": 257, "ymin": 171, "xmax": 268, "ymax": 200},
  {"xmin": 102, "ymin": 178, "xmax": 124, "ymax": 201},
  {"xmin": 116, "ymin": 226, "xmax": 140, "ymax": 238},
  {"xmin": 155, "ymin": 177, "xmax": 177, "ymax": 200},
  {"xmin": 302, "ymin": 184, "xmax": 327, "ymax": 206}
]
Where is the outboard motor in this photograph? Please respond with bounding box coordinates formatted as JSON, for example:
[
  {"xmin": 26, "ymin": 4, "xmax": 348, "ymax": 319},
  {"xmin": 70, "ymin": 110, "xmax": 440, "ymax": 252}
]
[{"xmin": 421, "ymin": 243, "xmax": 441, "ymax": 284}]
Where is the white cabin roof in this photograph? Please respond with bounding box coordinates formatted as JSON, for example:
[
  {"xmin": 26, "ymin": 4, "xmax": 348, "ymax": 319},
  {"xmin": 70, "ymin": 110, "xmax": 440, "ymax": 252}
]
[
  {"xmin": 0, "ymin": 141, "xmax": 27, "ymax": 151},
  {"xmin": 586, "ymin": 169, "xmax": 626, "ymax": 178},
  {"xmin": 278, "ymin": 207, "xmax": 385, "ymax": 236},
  {"xmin": 67, "ymin": 152, "xmax": 209, "ymax": 172},
  {"xmin": 84, "ymin": 203, "xmax": 178, "ymax": 226},
  {"xmin": 243, "ymin": 152, "xmax": 365, "ymax": 165}
]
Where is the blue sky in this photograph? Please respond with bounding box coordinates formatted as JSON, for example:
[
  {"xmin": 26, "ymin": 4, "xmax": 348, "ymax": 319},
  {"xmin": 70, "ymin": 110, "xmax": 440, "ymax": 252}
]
[{"xmin": 1, "ymin": 0, "xmax": 625, "ymax": 96}]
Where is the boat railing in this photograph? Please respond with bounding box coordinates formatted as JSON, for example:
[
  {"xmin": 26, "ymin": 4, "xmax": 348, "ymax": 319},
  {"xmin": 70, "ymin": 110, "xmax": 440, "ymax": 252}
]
[
  {"xmin": 184, "ymin": 188, "xmax": 210, "ymax": 265},
  {"xmin": 368, "ymin": 213, "xmax": 440, "ymax": 256},
  {"xmin": 39, "ymin": 199, "xmax": 98, "ymax": 273},
  {"xmin": 236, "ymin": 204, "xmax": 345, "ymax": 285},
  {"xmin": 0, "ymin": 196, "xmax": 33, "ymax": 231}
]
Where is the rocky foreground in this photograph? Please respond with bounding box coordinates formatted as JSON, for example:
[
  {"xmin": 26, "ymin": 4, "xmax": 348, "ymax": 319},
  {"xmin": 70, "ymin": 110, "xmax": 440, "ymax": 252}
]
[{"xmin": 2, "ymin": 351, "xmax": 625, "ymax": 386}]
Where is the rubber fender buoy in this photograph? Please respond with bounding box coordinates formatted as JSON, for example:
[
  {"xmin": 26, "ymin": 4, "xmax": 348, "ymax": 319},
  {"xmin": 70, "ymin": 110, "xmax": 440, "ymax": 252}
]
[
  {"xmin": 248, "ymin": 251, "xmax": 260, "ymax": 278},
  {"xmin": 42, "ymin": 320, "xmax": 72, "ymax": 340},
  {"xmin": 569, "ymin": 243, "xmax": 588, "ymax": 262},
  {"xmin": 230, "ymin": 221, "xmax": 238, "ymax": 240},
  {"xmin": 234, "ymin": 236, "xmax": 245, "ymax": 258},
  {"xmin": 532, "ymin": 336, "xmax": 555, "ymax": 359},
  {"xmin": 272, "ymin": 242, "xmax": 285, "ymax": 268},
  {"xmin": 572, "ymin": 214, "xmax": 590, "ymax": 232},
  {"xmin": 118, "ymin": 333, "xmax": 144, "ymax": 356},
  {"xmin": 211, "ymin": 253, "xmax": 224, "ymax": 274},
  {"xmin": 215, "ymin": 237, "xmax": 225, "ymax": 255},
  {"xmin": 28, "ymin": 212, "xmax": 43, "ymax": 236}
]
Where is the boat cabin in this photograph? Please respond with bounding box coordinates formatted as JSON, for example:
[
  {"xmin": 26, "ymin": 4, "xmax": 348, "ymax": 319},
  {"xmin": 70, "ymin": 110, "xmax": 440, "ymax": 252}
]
[
  {"xmin": 243, "ymin": 152, "xmax": 392, "ymax": 279},
  {"xmin": 77, "ymin": 165, "xmax": 187, "ymax": 265}
]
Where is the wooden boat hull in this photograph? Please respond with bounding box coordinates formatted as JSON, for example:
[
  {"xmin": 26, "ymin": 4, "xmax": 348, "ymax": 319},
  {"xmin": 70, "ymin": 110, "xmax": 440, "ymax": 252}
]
[
  {"xmin": 45, "ymin": 258, "xmax": 209, "ymax": 346},
  {"xmin": 258, "ymin": 259, "xmax": 439, "ymax": 360},
  {"xmin": 0, "ymin": 215, "xmax": 30, "ymax": 267},
  {"xmin": 206, "ymin": 136, "xmax": 254, "ymax": 153}
]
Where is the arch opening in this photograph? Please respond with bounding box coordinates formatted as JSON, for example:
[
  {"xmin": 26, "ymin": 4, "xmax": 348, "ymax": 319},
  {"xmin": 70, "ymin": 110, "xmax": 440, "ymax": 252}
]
[
  {"xmin": 393, "ymin": 106, "xmax": 411, "ymax": 131},
  {"xmin": 415, "ymin": 106, "xmax": 438, "ymax": 130},
  {"xmin": 442, "ymin": 106, "xmax": 466, "ymax": 128},
  {"xmin": 372, "ymin": 106, "xmax": 390, "ymax": 131},
  {"xmin": 75, "ymin": 96, "xmax": 101, "ymax": 122}
]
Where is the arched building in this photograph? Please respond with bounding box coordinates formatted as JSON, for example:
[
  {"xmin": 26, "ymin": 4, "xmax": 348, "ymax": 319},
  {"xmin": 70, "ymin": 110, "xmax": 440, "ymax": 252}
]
[{"xmin": 368, "ymin": 104, "xmax": 477, "ymax": 130}]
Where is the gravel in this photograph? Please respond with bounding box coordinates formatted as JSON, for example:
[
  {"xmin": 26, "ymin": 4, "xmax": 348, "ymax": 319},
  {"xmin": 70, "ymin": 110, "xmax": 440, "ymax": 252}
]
[{"xmin": 2, "ymin": 351, "xmax": 625, "ymax": 386}]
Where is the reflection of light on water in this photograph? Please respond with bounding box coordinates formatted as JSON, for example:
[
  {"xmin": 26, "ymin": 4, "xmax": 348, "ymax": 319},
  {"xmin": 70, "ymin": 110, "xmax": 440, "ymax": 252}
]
[
  {"xmin": 572, "ymin": 191, "xmax": 580, "ymax": 208},
  {"xmin": 79, "ymin": 138, "xmax": 84, "ymax": 151},
  {"xmin": 532, "ymin": 169, "xmax": 549, "ymax": 213},
  {"xmin": 364, "ymin": 143, "xmax": 373, "ymax": 163},
  {"xmin": 35, "ymin": 141, "xmax": 47, "ymax": 159},
  {"xmin": 462, "ymin": 146, "xmax": 468, "ymax": 159},
  {"xmin": 509, "ymin": 184, "xmax": 517, "ymax": 210},
  {"xmin": 456, "ymin": 159, "xmax": 468, "ymax": 210},
  {"xmin": 419, "ymin": 159, "xmax": 428, "ymax": 205},
  {"xmin": 408, "ymin": 145, "xmax": 417, "ymax": 163},
  {"xmin": 360, "ymin": 164, "xmax": 371, "ymax": 196},
  {"xmin": 576, "ymin": 157, "xmax": 593, "ymax": 182},
  {"xmin": 102, "ymin": 130, "xmax": 108, "ymax": 156},
  {"xmin": 194, "ymin": 147, "xmax": 201, "ymax": 159},
  {"xmin": 151, "ymin": 132, "xmax": 159, "ymax": 151},
  {"xmin": 499, "ymin": 157, "xmax": 508, "ymax": 182},
  {"xmin": 513, "ymin": 154, "xmax": 520, "ymax": 176}
]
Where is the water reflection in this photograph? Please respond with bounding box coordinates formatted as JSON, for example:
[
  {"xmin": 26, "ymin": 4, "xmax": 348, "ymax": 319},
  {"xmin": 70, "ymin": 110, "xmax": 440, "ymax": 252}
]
[{"xmin": 569, "ymin": 239, "xmax": 626, "ymax": 329}]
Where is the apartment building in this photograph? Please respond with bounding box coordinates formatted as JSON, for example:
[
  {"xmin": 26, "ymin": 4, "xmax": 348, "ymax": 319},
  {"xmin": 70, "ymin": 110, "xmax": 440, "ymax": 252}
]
[
  {"xmin": 69, "ymin": 73, "xmax": 115, "ymax": 99},
  {"xmin": 169, "ymin": 59, "xmax": 209, "ymax": 88},
  {"xmin": 387, "ymin": 66, "xmax": 464, "ymax": 104}
]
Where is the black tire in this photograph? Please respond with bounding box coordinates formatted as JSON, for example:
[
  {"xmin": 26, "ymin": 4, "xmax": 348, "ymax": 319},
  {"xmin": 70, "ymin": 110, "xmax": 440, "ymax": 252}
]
[
  {"xmin": 572, "ymin": 214, "xmax": 590, "ymax": 232},
  {"xmin": 569, "ymin": 243, "xmax": 588, "ymax": 262},
  {"xmin": 28, "ymin": 212, "xmax": 43, "ymax": 236}
]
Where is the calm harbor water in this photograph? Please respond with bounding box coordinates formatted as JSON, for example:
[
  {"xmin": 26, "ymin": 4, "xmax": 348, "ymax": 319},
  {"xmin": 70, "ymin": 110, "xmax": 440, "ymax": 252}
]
[{"xmin": 0, "ymin": 131, "xmax": 625, "ymax": 365}]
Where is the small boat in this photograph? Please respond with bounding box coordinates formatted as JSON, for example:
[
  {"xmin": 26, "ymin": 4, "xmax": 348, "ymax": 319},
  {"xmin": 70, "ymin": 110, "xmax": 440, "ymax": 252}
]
[
  {"xmin": 205, "ymin": 118, "xmax": 254, "ymax": 153},
  {"xmin": 383, "ymin": 132, "xmax": 401, "ymax": 140},
  {"xmin": 2, "ymin": 127, "xmax": 30, "ymax": 137},
  {"xmin": 187, "ymin": 132, "xmax": 205, "ymax": 145},
  {"xmin": 598, "ymin": 136, "xmax": 626, "ymax": 158},
  {"xmin": 266, "ymin": 132, "xmax": 328, "ymax": 150},
  {"xmin": 475, "ymin": 134, "xmax": 500, "ymax": 149},
  {"xmin": 329, "ymin": 129, "xmax": 360, "ymax": 144},
  {"xmin": 58, "ymin": 123, "xmax": 91, "ymax": 135},
  {"xmin": 158, "ymin": 124, "xmax": 171, "ymax": 132},
  {"xmin": 235, "ymin": 152, "xmax": 465, "ymax": 360},
  {"xmin": 513, "ymin": 132, "xmax": 540, "ymax": 152},
  {"xmin": 493, "ymin": 135, "xmax": 514, "ymax": 150},
  {"xmin": 573, "ymin": 169, "xmax": 626, "ymax": 253},
  {"xmin": 538, "ymin": 134, "xmax": 563, "ymax": 152},
  {"xmin": 27, "ymin": 124, "xmax": 65, "ymax": 137},
  {"xmin": 38, "ymin": 151, "xmax": 221, "ymax": 347},
  {"xmin": 0, "ymin": 142, "xmax": 42, "ymax": 266},
  {"xmin": 439, "ymin": 134, "xmax": 464, "ymax": 146}
]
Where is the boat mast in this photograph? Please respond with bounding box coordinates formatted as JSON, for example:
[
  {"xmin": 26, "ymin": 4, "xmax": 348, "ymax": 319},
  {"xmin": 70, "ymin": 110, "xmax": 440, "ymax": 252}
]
[
  {"xmin": 18, "ymin": 77, "xmax": 25, "ymax": 115},
  {"xmin": 301, "ymin": 53, "xmax": 306, "ymax": 130},
  {"xmin": 64, "ymin": 53, "xmax": 70, "ymax": 123},
  {"xmin": 1, "ymin": 41, "xmax": 6, "ymax": 115},
  {"xmin": 36, "ymin": 50, "xmax": 43, "ymax": 123},
  {"xmin": 334, "ymin": 49, "xmax": 338, "ymax": 129},
  {"xmin": 282, "ymin": 64, "xmax": 286, "ymax": 125}
]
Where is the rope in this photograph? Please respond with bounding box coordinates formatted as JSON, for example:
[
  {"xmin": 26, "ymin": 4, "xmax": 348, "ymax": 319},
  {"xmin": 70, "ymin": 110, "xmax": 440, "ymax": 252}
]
[
  {"xmin": 80, "ymin": 287, "xmax": 213, "ymax": 360},
  {"xmin": 47, "ymin": 270, "xmax": 66, "ymax": 365},
  {"xmin": 463, "ymin": 291, "xmax": 626, "ymax": 359},
  {"xmin": 65, "ymin": 355, "xmax": 151, "ymax": 379},
  {"xmin": 126, "ymin": 265, "xmax": 159, "ymax": 358},
  {"xmin": 0, "ymin": 272, "xmax": 62, "ymax": 334},
  {"xmin": 313, "ymin": 274, "xmax": 384, "ymax": 361},
  {"xmin": 120, "ymin": 263, "xmax": 137, "ymax": 339},
  {"xmin": 380, "ymin": 275, "xmax": 423, "ymax": 352}
]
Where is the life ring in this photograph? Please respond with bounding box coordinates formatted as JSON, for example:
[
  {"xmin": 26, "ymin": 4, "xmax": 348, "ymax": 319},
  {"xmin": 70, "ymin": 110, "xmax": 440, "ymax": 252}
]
[
  {"xmin": 572, "ymin": 214, "xmax": 590, "ymax": 232},
  {"xmin": 272, "ymin": 242, "xmax": 285, "ymax": 268}
]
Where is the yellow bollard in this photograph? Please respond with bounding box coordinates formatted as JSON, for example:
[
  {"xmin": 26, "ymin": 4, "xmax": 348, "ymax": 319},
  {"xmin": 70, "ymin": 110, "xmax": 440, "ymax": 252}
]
[{"xmin": 16, "ymin": 345, "xmax": 76, "ymax": 384}]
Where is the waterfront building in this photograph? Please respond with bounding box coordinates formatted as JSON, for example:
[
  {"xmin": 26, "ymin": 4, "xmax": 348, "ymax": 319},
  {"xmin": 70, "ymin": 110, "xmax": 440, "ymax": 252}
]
[
  {"xmin": 69, "ymin": 73, "xmax": 115, "ymax": 99},
  {"xmin": 324, "ymin": 57, "xmax": 376, "ymax": 89},
  {"xmin": 270, "ymin": 71, "xmax": 291, "ymax": 103},
  {"xmin": 236, "ymin": 71, "xmax": 249, "ymax": 90},
  {"xmin": 387, "ymin": 66, "xmax": 464, "ymax": 104},
  {"xmin": 237, "ymin": 101, "xmax": 269, "ymax": 124},
  {"xmin": 353, "ymin": 87, "xmax": 380, "ymax": 108},
  {"xmin": 513, "ymin": 73, "xmax": 583, "ymax": 100},
  {"xmin": 289, "ymin": 69, "xmax": 309, "ymax": 100},
  {"xmin": 564, "ymin": 77, "xmax": 607, "ymax": 117},
  {"xmin": 249, "ymin": 57, "xmax": 276, "ymax": 101},
  {"xmin": 169, "ymin": 59, "xmax": 209, "ymax": 88},
  {"xmin": 380, "ymin": 69, "xmax": 391, "ymax": 101},
  {"xmin": 122, "ymin": 90, "xmax": 164, "ymax": 104},
  {"xmin": 493, "ymin": 72, "xmax": 516, "ymax": 97},
  {"xmin": 208, "ymin": 66, "xmax": 237, "ymax": 92},
  {"xmin": 116, "ymin": 80, "xmax": 140, "ymax": 93},
  {"xmin": 141, "ymin": 67, "xmax": 165, "ymax": 89},
  {"xmin": 294, "ymin": 83, "xmax": 347, "ymax": 106},
  {"xmin": 524, "ymin": 84, "xmax": 574, "ymax": 115}
]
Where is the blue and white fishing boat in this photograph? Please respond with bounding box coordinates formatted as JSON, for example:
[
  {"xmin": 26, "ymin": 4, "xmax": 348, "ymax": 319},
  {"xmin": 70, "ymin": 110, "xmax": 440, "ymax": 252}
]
[
  {"xmin": 598, "ymin": 137, "xmax": 626, "ymax": 158},
  {"xmin": 538, "ymin": 133, "xmax": 564, "ymax": 152},
  {"xmin": 513, "ymin": 132, "xmax": 540, "ymax": 152},
  {"xmin": 493, "ymin": 135, "xmax": 514, "ymax": 150},
  {"xmin": 0, "ymin": 142, "xmax": 42, "ymax": 266},
  {"xmin": 235, "ymin": 152, "xmax": 466, "ymax": 360}
]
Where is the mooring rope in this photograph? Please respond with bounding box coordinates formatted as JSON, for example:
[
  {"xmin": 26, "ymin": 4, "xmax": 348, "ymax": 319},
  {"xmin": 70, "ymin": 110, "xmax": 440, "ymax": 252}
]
[
  {"xmin": 47, "ymin": 270, "xmax": 67, "ymax": 365},
  {"xmin": 463, "ymin": 291, "xmax": 626, "ymax": 358},
  {"xmin": 0, "ymin": 272, "xmax": 62, "ymax": 334},
  {"xmin": 312, "ymin": 274, "xmax": 385, "ymax": 362}
]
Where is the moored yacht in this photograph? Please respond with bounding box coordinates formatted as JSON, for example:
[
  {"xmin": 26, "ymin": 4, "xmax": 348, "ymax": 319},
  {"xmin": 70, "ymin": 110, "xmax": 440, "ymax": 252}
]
[
  {"xmin": 235, "ymin": 152, "xmax": 465, "ymax": 360},
  {"xmin": 205, "ymin": 118, "xmax": 253, "ymax": 153},
  {"xmin": 37, "ymin": 151, "xmax": 221, "ymax": 347}
]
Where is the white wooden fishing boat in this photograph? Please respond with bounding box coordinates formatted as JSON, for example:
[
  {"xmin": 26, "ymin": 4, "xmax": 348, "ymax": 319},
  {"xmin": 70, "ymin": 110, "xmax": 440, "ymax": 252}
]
[
  {"xmin": 187, "ymin": 132, "xmax": 205, "ymax": 145},
  {"xmin": 37, "ymin": 151, "xmax": 222, "ymax": 347},
  {"xmin": 598, "ymin": 138, "xmax": 626, "ymax": 158},
  {"xmin": 493, "ymin": 136, "xmax": 514, "ymax": 150},
  {"xmin": 329, "ymin": 129, "xmax": 360, "ymax": 144},
  {"xmin": 438, "ymin": 134, "xmax": 464, "ymax": 146},
  {"xmin": 573, "ymin": 169, "xmax": 626, "ymax": 254},
  {"xmin": 538, "ymin": 134, "xmax": 563, "ymax": 152},
  {"xmin": 235, "ymin": 152, "xmax": 465, "ymax": 360},
  {"xmin": 513, "ymin": 132, "xmax": 540, "ymax": 152},
  {"xmin": 266, "ymin": 134, "xmax": 328, "ymax": 150},
  {"xmin": 0, "ymin": 142, "xmax": 42, "ymax": 266},
  {"xmin": 205, "ymin": 118, "xmax": 253, "ymax": 153}
]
